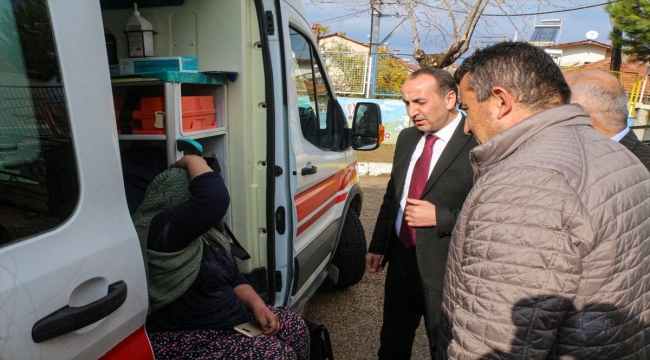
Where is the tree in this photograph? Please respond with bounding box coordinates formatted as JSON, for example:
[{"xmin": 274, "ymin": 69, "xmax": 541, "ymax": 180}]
[
  {"xmin": 610, "ymin": 24, "xmax": 622, "ymax": 71},
  {"xmin": 606, "ymin": 0, "xmax": 650, "ymax": 63},
  {"xmin": 374, "ymin": 50, "xmax": 412, "ymax": 96},
  {"xmin": 403, "ymin": 0, "xmax": 488, "ymax": 68},
  {"xmin": 308, "ymin": 0, "xmax": 590, "ymax": 69},
  {"xmin": 317, "ymin": 24, "xmax": 331, "ymax": 39}
]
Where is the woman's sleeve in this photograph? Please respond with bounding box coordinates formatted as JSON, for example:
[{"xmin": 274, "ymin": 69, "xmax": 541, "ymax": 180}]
[
  {"xmin": 148, "ymin": 172, "xmax": 230, "ymax": 252},
  {"xmin": 230, "ymin": 257, "xmax": 251, "ymax": 288}
]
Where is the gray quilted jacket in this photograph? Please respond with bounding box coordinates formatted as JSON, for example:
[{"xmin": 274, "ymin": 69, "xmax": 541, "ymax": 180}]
[{"xmin": 438, "ymin": 104, "xmax": 650, "ymax": 359}]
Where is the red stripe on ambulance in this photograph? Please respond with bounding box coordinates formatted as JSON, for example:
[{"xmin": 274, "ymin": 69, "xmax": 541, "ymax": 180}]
[
  {"xmin": 294, "ymin": 170, "xmax": 344, "ymax": 223},
  {"xmin": 295, "ymin": 162, "xmax": 358, "ymax": 236},
  {"xmin": 99, "ymin": 325, "xmax": 154, "ymax": 360}
]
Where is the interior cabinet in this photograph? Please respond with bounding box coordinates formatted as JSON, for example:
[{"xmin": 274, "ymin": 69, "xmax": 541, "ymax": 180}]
[{"xmin": 111, "ymin": 72, "xmax": 229, "ymax": 182}]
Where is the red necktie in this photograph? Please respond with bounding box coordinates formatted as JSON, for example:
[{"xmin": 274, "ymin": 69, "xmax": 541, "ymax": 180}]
[{"xmin": 399, "ymin": 134, "xmax": 438, "ymax": 249}]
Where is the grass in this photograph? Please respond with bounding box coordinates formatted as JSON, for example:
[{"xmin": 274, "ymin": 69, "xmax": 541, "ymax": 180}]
[{"xmin": 355, "ymin": 144, "xmax": 395, "ymax": 163}]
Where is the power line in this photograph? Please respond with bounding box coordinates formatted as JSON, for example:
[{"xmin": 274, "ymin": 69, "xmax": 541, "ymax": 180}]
[
  {"xmin": 380, "ymin": 18, "xmax": 407, "ymax": 45},
  {"xmin": 313, "ymin": 10, "xmax": 365, "ymax": 23},
  {"xmin": 420, "ymin": 1, "xmax": 616, "ymax": 16},
  {"xmin": 484, "ymin": 1, "xmax": 616, "ymax": 16},
  {"xmin": 313, "ymin": 0, "xmax": 615, "ymax": 22}
]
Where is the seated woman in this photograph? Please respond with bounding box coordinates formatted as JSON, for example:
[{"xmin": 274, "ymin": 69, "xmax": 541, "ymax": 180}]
[{"xmin": 131, "ymin": 155, "xmax": 309, "ymax": 360}]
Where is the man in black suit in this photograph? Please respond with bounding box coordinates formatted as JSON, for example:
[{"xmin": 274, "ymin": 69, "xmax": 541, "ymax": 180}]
[
  {"xmin": 565, "ymin": 69, "xmax": 650, "ymax": 171},
  {"xmin": 366, "ymin": 68, "xmax": 477, "ymax": 359}
]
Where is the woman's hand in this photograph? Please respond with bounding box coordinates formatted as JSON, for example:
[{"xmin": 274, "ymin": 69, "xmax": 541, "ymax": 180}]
[
  {"xmin": 234, "ymin": 284, "xmax": 281, "ymax": 335},
  {"xmin": 251, "ymin": 304, "xmax": 280, "ymax": 335}
]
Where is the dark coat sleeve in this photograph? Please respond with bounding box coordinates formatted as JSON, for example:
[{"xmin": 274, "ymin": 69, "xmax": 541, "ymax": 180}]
[
  {"xmin": 433, "ymin": 204, "xmax": 460, "ymax": 235},
  {"xmin": 148, "ymin": 172, "xmax": 231, "ymax": 252},
  {"xmin": 620, "ymin": 130, "xmax": 650, "ymax": 173}
]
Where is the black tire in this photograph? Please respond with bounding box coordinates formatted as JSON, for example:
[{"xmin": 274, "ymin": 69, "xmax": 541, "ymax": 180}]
[{"xmin": 330, "ymin": 208, "xmax": 366, "ymax": 289}]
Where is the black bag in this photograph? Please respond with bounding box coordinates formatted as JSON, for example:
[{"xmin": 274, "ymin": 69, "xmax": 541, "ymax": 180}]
[{"xmin": 303, "ymin": 318, "xmax": 334, "ymax": 360}]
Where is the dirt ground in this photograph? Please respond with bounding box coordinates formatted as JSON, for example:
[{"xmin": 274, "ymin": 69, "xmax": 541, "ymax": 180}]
[
  {"xmin": 302, "ymin": 175, "xmax": 432, "ymax": 360},
  {"xmin": 355, "ymin": 144, "xmax": 396, "ymax": 163}
]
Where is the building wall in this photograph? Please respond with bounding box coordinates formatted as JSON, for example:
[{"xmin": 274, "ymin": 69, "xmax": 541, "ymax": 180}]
[
  {"xmin": 559, "ymin": 45, "xmax": 608, "ymax": 66},
  {"xmin": 319, "ymin": 37, "xmax": 368, "ymax": 53}
]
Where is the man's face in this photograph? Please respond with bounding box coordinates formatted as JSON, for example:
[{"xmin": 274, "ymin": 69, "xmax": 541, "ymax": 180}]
[
  {"xmin": 458, "ymin": 74, "xmax": 500, "ymax": 144},
  {"xmin": 402, "ymin": 74, "xmax": 456, "ymax": 133}
]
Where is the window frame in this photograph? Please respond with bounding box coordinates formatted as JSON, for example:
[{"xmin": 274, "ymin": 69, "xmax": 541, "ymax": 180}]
[{"xmin": 288, "ymin": 26, "xmax": 338, "ymax": 150}]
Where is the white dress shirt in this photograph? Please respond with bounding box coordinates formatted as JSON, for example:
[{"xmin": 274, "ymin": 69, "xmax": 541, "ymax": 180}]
[
  {"xmin": 611, "ymin": 127, "xmax": 630, "ymax": 142},
  {"xmin": 394, "ymin": 112, "xmax": 463, "ymax": 236}
]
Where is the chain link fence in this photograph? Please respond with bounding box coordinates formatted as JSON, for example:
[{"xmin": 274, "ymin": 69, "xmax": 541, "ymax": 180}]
[
  {"xmin": 372, "ymin": 54, "xmax": 415, "ymax": 98},
  {"xmin": 321, "ymin": 51, "xmax": 368, "ymax": 95},
  {"xmin": 323, "ymin": 52, "xmax": 647, "ymax": 118},
  {"xmin": 0, "ymin": 85, "xmax": 70, "ymax": 138},
  {"xmin": 320, "ymin": 51, "xmax": 416, "ymax": 98}
]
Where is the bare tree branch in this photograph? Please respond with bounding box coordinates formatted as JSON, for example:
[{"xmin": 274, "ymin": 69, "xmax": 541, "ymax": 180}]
[
  {"xmin": 441, "ymin": 0, "xmax": 460, "ymax": 38},
  {"xmin": 307, "ymin": 0, "xmax": 601, "ymax": 69},
  {"xmin": 402, "ymin": 0, "xmax": 421, "ymax": 52}
]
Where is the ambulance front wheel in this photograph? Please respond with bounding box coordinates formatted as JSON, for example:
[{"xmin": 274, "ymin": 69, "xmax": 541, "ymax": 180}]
[{"xmin": 330, "ymin": 208, "xmax": 366, "ymax": 289}]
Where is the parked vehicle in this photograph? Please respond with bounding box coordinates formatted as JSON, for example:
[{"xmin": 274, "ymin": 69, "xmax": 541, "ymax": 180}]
[{"xmin": 0, "ymin": 0, "xmax": 382, "ymax": 358}]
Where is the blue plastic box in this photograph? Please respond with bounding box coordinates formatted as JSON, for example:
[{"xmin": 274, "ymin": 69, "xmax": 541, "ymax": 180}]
[{"xmin": 119, "ymin": 57, "xmax": 198, "ymax": 75}]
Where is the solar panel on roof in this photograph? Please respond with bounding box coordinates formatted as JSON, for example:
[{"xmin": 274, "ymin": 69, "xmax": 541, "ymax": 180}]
[{"xmin": 530, "ymin": 27, "xmax": 559, "ymax": 43}]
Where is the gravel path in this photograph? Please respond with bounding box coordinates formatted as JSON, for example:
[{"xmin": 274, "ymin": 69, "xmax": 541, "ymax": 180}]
[{"xmin": 302, "ymin": 175, "xmax": 432, "ymax": 360}]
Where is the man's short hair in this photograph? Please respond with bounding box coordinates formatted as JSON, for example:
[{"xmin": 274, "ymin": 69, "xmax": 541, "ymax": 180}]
[
  {"xmin": 454, "ymin": 42, "xmax": 571, "ymax": 110},
  {"xmin": 408, "ymin": 67, "xmax": 458, "ymax": 100},
  {"xmin": 567, "ymin": 71, "xmax": 629, "ymax": 132}
]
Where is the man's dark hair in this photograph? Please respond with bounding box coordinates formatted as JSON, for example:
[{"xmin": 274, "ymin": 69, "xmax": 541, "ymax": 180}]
[
  {"xmin": 454, "ymin": 42, "xmax": 571, "ymax": 110},
  {"xmin": 409, "ymin": 67, "xmax": 458, "ymax": 100}
]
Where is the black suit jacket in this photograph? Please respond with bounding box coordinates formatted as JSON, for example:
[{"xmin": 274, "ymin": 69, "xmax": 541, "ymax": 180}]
[
  {"xmin": 619, "ymin": 130, "xmax": 650, "ymax": 172},
  {"xmin": 368, "ymin": 116, "xmax": 477, "ymax": 291}
]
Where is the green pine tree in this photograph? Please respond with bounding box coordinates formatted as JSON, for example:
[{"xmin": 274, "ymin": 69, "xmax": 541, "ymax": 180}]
[{"xmin": 606, "ymin": 0, "xmax": 650, "ymax": 62}]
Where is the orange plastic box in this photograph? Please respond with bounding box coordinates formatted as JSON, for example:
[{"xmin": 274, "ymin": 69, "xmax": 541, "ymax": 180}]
[
  {"xmin": 181, "ymin": 96, "xmax": 217, "ymax": 132},
  {"xmin": 114, "ymin": 96, "xmax": 216, "ymax": 134}
]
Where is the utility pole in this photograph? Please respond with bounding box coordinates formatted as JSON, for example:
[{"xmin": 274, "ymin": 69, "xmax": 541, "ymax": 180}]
[
  {"xmin": 370, "ymin": 0, "xmax": 381, "ymax": 56},
  {"xmin": 367, "ymin": 0, "xmax": 382, "ymax": 98}
]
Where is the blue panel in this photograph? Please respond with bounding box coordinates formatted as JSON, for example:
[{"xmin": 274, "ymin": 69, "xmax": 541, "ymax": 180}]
[{"xmin": 530, "ymin": 27, "xmax": 559, "ymax": 43}]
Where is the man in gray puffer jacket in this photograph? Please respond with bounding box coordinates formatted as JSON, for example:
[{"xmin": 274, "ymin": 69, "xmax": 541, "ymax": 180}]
[{"xmin": 437, "ymin": 42, "xmax": 650, "ymax": 359}]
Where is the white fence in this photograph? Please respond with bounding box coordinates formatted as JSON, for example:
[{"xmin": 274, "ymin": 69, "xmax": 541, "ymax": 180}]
[{"xmin": 321, "ymin": 51, "xmax": 369, "ymax": 95}]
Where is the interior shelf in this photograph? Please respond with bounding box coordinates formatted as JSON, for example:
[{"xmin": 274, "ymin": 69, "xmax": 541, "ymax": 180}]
[
  {"xmin": 117, "ymin": 127, "xmax": 227, "ymax": 140},
  {"xmin": 111, "ymin": 71, "xmax": 228, "ymax": 85},
  {"xmin": 117, "ymin": 134, "xmax": 166, "ymax": 140},
  {"xmin": 111, "ymin": 71, "xmax": 228, "ymax": 166}
]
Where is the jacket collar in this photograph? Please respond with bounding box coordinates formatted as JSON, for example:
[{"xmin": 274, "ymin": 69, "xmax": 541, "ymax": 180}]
[{"xmin": 470, "ymin": 104, "xmax": 592, "ymax": 180}]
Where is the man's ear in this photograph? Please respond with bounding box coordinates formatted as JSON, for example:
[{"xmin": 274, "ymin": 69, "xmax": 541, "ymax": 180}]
[
  {"xmin": 491, "ymin": 86, "xmax": 512, "ymax": 119},
  {"xmin": 444, "ymin": 91, "xmax": 457, "ymax": 110}
]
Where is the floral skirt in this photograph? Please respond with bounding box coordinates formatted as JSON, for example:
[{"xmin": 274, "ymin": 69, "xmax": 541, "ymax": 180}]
[{"xmin": 148, "ymin": 306, "xmax": 310, "ymax": 360}]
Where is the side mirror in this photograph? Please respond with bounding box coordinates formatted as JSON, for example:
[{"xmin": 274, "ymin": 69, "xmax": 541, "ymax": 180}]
[{"xmin": 351, "ymin": 102, "xmax": 382, "ymax": 151}]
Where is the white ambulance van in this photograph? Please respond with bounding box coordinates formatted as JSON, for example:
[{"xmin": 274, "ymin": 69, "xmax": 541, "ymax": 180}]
[{"xmin": 0, "ymin": 0, "xmax": 383, "ymax": 358}]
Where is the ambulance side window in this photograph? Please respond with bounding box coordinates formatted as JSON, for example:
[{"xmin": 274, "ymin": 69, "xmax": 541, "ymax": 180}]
[
  {"xmin": 0, "ymin": 0, "xmax": 79, "ymax": 246},
  {"xmin": 290, "ymin": 27, "xmax": 335, "ymax": 150}
]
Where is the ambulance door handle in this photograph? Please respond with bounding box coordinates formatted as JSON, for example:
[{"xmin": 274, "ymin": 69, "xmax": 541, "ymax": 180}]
[
  {"xmin": 301, "ymin": 165, "xmax": 317, "ymax": 176},
  {"xmin": 32, "ymin": 281, "xmax": 127, "ymax": 343}
]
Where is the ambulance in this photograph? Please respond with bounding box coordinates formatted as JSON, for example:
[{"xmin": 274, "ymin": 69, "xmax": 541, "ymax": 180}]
[{"xmin": 0, "ymin": 0, "xmax": 382, "ymax": 358}]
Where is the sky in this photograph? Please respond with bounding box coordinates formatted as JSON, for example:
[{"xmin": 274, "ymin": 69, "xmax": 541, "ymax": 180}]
[{"xmin": 302, "ymin": 0, "xmax": 613, "ymax": 61}]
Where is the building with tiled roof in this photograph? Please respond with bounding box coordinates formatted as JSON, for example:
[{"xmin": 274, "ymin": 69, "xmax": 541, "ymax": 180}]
[{"xmin": 541, "ymin": 40, "xmax": 612, "ymax": 67}]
